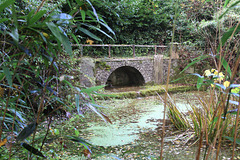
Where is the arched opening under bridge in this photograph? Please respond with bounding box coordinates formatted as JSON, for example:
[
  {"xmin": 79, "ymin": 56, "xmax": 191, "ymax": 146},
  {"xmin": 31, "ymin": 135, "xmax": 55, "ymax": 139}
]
[{"xmin": 105, "ymin": 66, "xmax": 145, "ymax": 88}]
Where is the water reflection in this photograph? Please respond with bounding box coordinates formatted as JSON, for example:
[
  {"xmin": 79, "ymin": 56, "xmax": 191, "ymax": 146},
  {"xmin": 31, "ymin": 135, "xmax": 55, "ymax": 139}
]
[{"xmin": 105, "ymin": 86, "xmax": 145, "ymax": 92}]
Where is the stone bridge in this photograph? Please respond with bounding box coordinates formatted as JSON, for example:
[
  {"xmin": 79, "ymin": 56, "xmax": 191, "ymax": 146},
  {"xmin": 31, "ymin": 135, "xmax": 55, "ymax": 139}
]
[{"xmin": 94, "ymin": 55, "xmax": 178, "ymax": 87}]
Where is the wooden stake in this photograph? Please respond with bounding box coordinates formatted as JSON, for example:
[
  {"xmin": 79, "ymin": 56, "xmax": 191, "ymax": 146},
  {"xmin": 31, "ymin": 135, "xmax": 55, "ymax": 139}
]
[
  {"xmin": 132, "ymin": 45, "xmax": 135, "ymax": 57},
  {"xmin": 155, "ymin": 45, "xmax": 157, "ymax": 55},
  {"xmin": 108, "ymin": 45, "xmax": 111, "ymax": 58}
]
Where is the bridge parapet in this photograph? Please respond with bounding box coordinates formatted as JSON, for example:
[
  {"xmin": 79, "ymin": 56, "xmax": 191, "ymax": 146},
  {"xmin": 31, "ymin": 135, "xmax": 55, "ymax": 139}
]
[
  {"xmin": 95, "ymin": 57, "xmax": 154, "ymax": 86},
  {"xmin": 95, "ymin": 55, "xmax": 178, "ymax": 86},
  {"xmin": 72, "ymin": 44, "xmax": 167, "ymax": 58},
  {"xmin": 76, "ymin": 43, "xmax": 180, "ymax": 87}
]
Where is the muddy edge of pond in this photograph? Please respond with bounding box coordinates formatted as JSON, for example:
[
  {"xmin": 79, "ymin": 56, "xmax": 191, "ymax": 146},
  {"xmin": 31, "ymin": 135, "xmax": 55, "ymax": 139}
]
[{"xmin": 96, "ymin": 84, "xmax": 206, "ymax": 99}]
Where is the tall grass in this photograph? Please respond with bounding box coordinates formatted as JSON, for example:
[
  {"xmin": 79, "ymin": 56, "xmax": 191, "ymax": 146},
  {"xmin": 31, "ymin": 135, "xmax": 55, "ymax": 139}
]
[
  {"xmin": 163, "ymin": 86, "xmax": 239, "ymax": 159},
  {"xmin": 161, "ymin": 0, "xmax": 240, "ymax": 159},
  {"xmin": 159, "ymin": 0, "xmax": 180, "ymax": 159}
]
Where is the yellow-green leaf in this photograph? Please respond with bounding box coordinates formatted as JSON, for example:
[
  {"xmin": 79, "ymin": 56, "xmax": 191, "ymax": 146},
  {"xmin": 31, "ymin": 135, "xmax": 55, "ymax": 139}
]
[{"xmin": 0, "ymin": 138, "xmax": 7, "ymax": 147}]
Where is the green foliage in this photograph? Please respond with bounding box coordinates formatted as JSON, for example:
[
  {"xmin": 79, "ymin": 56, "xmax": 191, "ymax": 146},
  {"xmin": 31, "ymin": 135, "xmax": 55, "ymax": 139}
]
[
  {"xmin": 219, "ymin": 24, "xmax": 240, "ymax": 52},
  {"xmin": 224, "ymin": 136, "xmax": 240, "ymax": 145},
  {"xmin": 21, "ymin": 143, "xmax": 46, "ymax": 158},
  {"xmin": 82, "ymin": 0, "xmax": 175, "ymax": 57},
  {"xmin": 16, "ymin": 122, "xmax": 37, "ymax": 142},
  {"xmin": 0, "ymin": 0, "xmax": 114, "ymax": 158},
  {"xmin": 79, "ymin": 0, "xmax": 224, "ymax": 57}
]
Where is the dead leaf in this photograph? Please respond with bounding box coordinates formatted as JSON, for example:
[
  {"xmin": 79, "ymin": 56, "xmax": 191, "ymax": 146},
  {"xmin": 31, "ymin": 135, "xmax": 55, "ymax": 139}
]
[
  {"xmin": 83, "ymin": 149, "xmax": 91, "ymax": 158},
  {"xmin": 0, "ymin": 138, "xmax": 7, "ymax": 147},
  {"xmin": 86, "ymin": 39, "xmax": 94, "ymax": 45},
  {"xmin": 0, "ymin": 87, "xmax": 4, "ymax": 98},
  {"xmin": 100, "ymin": 112, "xmax": 112, "ymax": 124}
]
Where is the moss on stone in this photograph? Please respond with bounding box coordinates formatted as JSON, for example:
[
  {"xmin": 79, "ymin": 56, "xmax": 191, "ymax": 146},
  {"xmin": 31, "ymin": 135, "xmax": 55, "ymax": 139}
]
[
  {"xmin": 97, "ymin": 85, "xmax": 200, "ymax": 99},
  {"xmin": 96, "ymin": 61, "xmax": 111, "ymax": 71}
]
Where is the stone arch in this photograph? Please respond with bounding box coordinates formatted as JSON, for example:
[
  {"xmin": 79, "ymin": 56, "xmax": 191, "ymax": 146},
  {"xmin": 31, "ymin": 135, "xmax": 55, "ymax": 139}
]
[{"xmin": 105, "ymin": 66, "xmax": 145, "ymax": 87}]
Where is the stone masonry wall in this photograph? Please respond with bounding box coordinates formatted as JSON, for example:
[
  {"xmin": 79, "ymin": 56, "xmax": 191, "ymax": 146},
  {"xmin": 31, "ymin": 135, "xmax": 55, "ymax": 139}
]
[
  {"xmin": 95, "ymin": 57, "xmax": 154, "ymax": 85},
  {"xmin": 79, "ymin": 57, "xmax": 179, "ymax": 86},
  {"xmin": 78, "ymin": 58, "xmax": 95, "ymax": 87},
  {"xmin": 162, "ymin": 59, "xmax": 179, "ymax": 82}
]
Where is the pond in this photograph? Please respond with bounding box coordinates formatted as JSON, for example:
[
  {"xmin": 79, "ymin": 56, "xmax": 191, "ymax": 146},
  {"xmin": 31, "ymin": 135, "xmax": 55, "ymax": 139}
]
[
  {"xmin": 81, "ymin": 91, "xmax": 240, "ymax": 160},
  {"xmin": 105, "ymin": 86, "xmax": 145, "ymax": 92}
]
